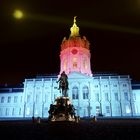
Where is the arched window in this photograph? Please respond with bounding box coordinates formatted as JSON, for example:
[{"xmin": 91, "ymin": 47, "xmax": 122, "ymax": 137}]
[
  {"xmin": 72, "ymin": 57, "xmax": 77, "ymax": 69},
  {"xmin": 72, "ymin": 86, "xmax": 78, "ymax": 99},
  {"xmin": 63, "ymin": 59, "xmax": 67, "ymax": 71},
  {"xmin": 83, "ymin": 57, "xmax": 87, "ymax": 69},
  {"xmin": 83, "ymin": 86, "xmax": 89, "ymax": 99}
]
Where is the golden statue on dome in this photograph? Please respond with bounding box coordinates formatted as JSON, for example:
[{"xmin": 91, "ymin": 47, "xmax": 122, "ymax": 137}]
[{"xmin": 70, "ymin": 16, "xmax": 80, "ymax": 37}]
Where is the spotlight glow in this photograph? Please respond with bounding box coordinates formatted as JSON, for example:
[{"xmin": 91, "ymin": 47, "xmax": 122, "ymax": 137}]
[{"xmin": 13, "ymin": 10, "xmax": 23, "ymax": 19}]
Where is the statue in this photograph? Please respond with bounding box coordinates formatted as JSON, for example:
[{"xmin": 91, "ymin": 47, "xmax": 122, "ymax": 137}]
[{"xmin": 57, "ymin": 71, "xmax": 69, "ymax": 97}]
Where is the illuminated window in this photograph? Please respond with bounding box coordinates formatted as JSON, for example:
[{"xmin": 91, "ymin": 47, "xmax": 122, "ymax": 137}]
[
  {"xmin": 125, "ymin": 104, "xmax": 131, "ymax": 114},
  {"xmin": 26, "ymin": 108, "xmax": 30, "ymax": 115},
  {"xmin": 7, "ymin": 96, "xmax": 11, "ymax": 103},
  {"xmin": 83, "ymin": 58, "xmax": 87, "ymax": 69},
  {"xmin": 35, "ymin": 110, "xmax": 38, "ymax": 115},
  {"xmin": 63, "ymin": 59, "xmax": 67, "ymax": 71},
  {"xmin": 72, "ymin": 86, "xmax": 78, "ymax": 99},
  {"xmin": 1, "ymin": 97, "xmax": 4, "ymax": 103},
  {"xmin": 72, "ymin": 57, "xmax": 77, "ymax": 69},
  {"xmin": 83, "ymin": 86, "xmax": 89, "ymax": 99},
  {"xmin": 96, "ymin": 106, "xmax": 100, "ymax": 115},
  {"xmin": 14, "ymin": 96, "xmax": 18, "ymax": 103}
]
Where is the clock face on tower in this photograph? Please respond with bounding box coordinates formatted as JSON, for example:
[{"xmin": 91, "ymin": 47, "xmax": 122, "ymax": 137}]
[{"xmin": 71, "ymin": 49, "xmax": 78, "ymax": 55}]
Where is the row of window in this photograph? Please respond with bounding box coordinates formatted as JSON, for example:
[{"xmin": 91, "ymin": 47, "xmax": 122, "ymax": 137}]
[
  {"xmin": 95, "ymin": 92, "xmax": 129, "ymax": 101},
  {"xmin": 96, "ymin": 106, "xmax": 111, "ymax": 114},
  {"xmin": 0, "ymin": 108, "xmax": 22, "ymax": 116},
  {"xmin": 94, "ymin": 84, "xmax": 127, "ymax": 88},
  {"xmin": 72, "ymin": 86, "xmax": 89, "ymax": 99},
  {"xmin": 96, "ymin": 104, "xmax": 131, "ymax": 115},
  {"xmin": 72, "ymin": 86, "xmax": 129, "ymax": 101},
  {"xmin": 26, "ymin": 94, "xmax": 48, "ymax": 103},
  {"xmin": 0, "ymin": 91, "xmax": 130, "ymax": 104},
  {"xmin": 0, "ymin": 96, "xmax": 21, "ymax": 103}
]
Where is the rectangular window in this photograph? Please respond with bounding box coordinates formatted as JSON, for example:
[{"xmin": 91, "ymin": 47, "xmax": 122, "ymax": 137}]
[
  {"xmin": 114, "ymin": 93, "xmax": 119, "ymax": 101},
  {"xmin": 1, "ymin": 97, "xmax": 4, "ymax": 103},
  {"xmin": 95, "ymin": 93, "xmax": 99, "ymax": 101},
  {"xmin": 8, "ymin": 96, "xmax": 11, "ymax": 103},
  {"xmin": 54, "ymin": 87, "xmax": 57, "ymax": 89},
  {"xmin": 123, "ymin": 84, "xmax": 127, "ymax": 87},
  {"xmin": 82, "ymin": 86, "xmax": 89, "ymax": 99},
  {"xmin": 45, "ymin": 94, "xmax": 47, "ymax": 102},
  {"xmin": 96, "ymin": 106, "xmax": 100, "ymax": 115},
  {"xmin": 0, "ymin": 108, "xmax": 2, "ymax": 116},
  {"xmin": 124, "ymin": 92, "xmax": 129, "ymax": 101},
  {"xmin": 6, "ymin": 108, "xmax": 9, "ymax": 116},
  {"xmin": 27, "ymin": 95, "xmax": 30, "ymax": 103},
  {"xmin": 36, "ymin": 95, "xmax": 39, "ymax": 103},
  {"xmin": 12, "ymin": 108, "xmax": 15, "ymax": 116},
  {"xmin": 21, "ymin": 96, "xmax": 22, "ymax": 102},
  {"xmin": 133, "ymin": 93, "xmax": 136, "ymax": 101},
  {"xmin": 105, "ymin": 93, "xmax": 109, "ymax": 101},
  {"xmin": 14, "ymin": 96, "xmax": 18, "ymax": 103},
  {"xmin": 72, "ymin": 87, "xmax": 79, "ymax": 100},
  {"xmin": 19, "ymin": 108, "xmax": 21, "ymax": 115},
  {"xmin": 106, "ymin": 106, "xmax": 110, "ymax": 113}
]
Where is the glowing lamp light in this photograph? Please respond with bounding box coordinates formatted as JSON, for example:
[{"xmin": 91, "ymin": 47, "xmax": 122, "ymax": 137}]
[{"xmin": 13, "ymin": 10, "xmax": 23, "ymax": 19}]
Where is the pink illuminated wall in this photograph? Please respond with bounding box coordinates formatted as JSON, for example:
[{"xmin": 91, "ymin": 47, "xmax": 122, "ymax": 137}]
[
  {"xmin": 59, "ymin": 17, "xmax": 92, "ymax": 76},
  {"xmin": 59, "ymin": 36, "xmax": 92, "ymax": 76}
]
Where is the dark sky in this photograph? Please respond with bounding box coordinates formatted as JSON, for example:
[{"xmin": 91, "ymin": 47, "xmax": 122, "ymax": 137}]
[{"xmin": 0, "ymin": 0, "xmax": 140, "ymax": 84}]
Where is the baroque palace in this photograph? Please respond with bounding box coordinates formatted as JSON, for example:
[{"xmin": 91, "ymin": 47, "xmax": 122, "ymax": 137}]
[{"xmin": 0, "ymin": 17, "xmax": 140, "ymax": 118}]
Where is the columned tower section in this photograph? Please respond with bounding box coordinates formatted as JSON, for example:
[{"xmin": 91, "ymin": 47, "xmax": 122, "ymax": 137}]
[{"xmin": 60, "ymin": 17, "xmax": 92, "ymax": 76}]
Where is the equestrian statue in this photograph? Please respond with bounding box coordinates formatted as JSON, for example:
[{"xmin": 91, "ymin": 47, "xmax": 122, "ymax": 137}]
[{"xmin": 57, "ymin": 71, "xmax": 69, "ymax": 97}]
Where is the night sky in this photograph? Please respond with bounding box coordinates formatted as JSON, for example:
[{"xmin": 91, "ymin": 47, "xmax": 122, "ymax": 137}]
[{"xmin": 1, "ymin": 0, "xmax": 140, "ymax": 85}]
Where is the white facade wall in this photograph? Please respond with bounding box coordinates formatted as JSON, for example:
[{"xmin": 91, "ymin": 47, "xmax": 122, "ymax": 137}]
[
  {"xmin": 0, "ymin": 91, "xmax": 24, "ymax": 117},
  {"xmin": 0, "ymin": 73, "xmax": 138, "ymax": 118},
  {"xmin": 132, "ymin": 89, "xmax": 140, "ymax": 116}
]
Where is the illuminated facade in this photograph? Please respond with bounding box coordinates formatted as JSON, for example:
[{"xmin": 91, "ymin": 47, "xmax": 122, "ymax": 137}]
[{"xmin": 0, "ymin": 17, "xmax": 140, "ymax": 118}]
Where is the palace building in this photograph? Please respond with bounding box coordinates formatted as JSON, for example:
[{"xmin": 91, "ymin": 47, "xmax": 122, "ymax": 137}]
[{"xmin": 0, "ymin": 17, "xmax": 140, "ymax": 118}]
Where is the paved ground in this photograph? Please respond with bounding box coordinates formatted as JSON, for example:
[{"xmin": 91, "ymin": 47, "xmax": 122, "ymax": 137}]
[{"xmin": 0, "ymin": 119, "xmax": 140, "ymax": 140}]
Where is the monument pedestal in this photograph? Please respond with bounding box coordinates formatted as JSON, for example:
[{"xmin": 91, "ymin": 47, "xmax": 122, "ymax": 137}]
[{"xmin": 48, "ymin": 96, "xmax": 79, "ymax": 122}]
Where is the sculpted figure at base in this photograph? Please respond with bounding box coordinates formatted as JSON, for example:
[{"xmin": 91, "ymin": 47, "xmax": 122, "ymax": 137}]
[
  {"xmin": 48, "ymin": 97, "xmax": 79, "ymax": 122},
  {"xmin": 57, "ymin": 71, "xmax": 69, "ymax": 97}
]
